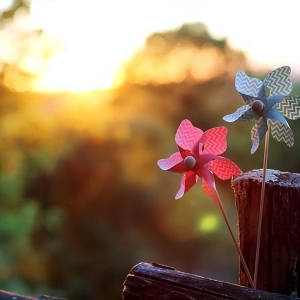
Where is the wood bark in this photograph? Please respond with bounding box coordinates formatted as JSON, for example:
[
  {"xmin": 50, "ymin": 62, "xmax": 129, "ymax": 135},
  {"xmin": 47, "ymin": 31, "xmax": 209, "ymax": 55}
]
[
  {"xmin": 232, "ymin": 169, "xmax": 300, "ymax": 296},
  {"xmin": 0, "ymin": 291, "xmax": 66, "ymax": 300},
  {"xmin": 123, "ymin": 262, "xmax": 298, "ymax": 299}
]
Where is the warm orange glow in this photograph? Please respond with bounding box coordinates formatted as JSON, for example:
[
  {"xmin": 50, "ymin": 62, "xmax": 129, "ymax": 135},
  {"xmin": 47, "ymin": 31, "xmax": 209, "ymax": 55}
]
[
  {"xmin": 22, "ymin": 0, "xmax": 300, "ymax": 92},
  {"xmin": 29, "ymin": 1, "xmax": 141, "ymax": 92},
  {"xmin": 33, "ymin": 52, "xmax": 118, "ymax": 92},
  {"xmin": 120, "ymin": 44, "xmax": 233, "ymax": 85}
]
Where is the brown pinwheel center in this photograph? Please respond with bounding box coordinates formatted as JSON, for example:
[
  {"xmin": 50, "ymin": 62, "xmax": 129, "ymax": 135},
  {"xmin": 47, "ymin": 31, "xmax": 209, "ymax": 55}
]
[
  {"xmin": 183, "ymin": 155, "xmax": 197, "ymax": 170},
  {"xmin": 251, "ymin": 99, "xmax": 265, "ymax": 114}
]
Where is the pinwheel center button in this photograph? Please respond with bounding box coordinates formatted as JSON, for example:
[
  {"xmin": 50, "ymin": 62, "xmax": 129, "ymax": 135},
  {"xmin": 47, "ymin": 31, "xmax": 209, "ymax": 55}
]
[
  {"xmin": 183, "ymin": 155, "xmax": 197, "ymax": 169},
  {"xmin": 251, "ymin": 100, "xmax": 265, "ymax": 114}
]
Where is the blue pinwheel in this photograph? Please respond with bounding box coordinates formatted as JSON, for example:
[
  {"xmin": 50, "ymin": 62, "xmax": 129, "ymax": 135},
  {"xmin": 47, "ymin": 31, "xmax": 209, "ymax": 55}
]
[{"xmin": 223, "ymin": 66, "xmax": 300, "ymax": 153}]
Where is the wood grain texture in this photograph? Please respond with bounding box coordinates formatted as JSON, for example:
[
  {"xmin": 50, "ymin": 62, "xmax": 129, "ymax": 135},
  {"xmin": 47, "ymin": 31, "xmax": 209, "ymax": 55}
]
[
  {"xmin": 0, "ymin": 291, "xmax": 66, "ymax": 300},
  {"xmin": 123, "ymin": 262, "xmax": 299, "ymax": 299},
  {"xmin": 233, "ymin": 169, "xmax": 300, "ymax": 296}
]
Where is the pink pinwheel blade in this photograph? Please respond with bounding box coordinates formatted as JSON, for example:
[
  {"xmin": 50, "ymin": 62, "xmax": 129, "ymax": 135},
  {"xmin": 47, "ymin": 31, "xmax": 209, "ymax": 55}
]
[
  {"xmin": 197, "ymin": 153, "xmax": 217, "ymax": 168},
  {"xmin": 200, "ymin": 127, "xmax": 228, "ymax": 155},
  {"xmin": 175, "ymin": 171, "xmax": 197, "ymax": 199},
  {"xmin": 157, "ymin": 152, "xmax": 186, "ymax": 173},
  {"xmin": 175, "ymin": 119, "xmax": 203, "ymax": 150},
  {"xmin": 210, "ymin": 157, "xmax": 241, "ymax": 180},
  {"xmin": 200, "ymin": 169, "xmax": 219, "ymax": 205}
]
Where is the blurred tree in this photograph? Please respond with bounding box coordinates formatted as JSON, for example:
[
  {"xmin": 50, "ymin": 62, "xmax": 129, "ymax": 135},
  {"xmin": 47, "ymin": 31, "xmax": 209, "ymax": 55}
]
[
  {"xmin": 0, "ymin": 0, "xmax": 61, "ymax": 92},
  {"xmin": 0, "ymin": 0, "xmax": 30, "ymax": 21},
  {"xmin": 0, "ymin": 0, "xmax": 65, "ymax": 297},
  {"xmin": 1, "ymin": 6, "xmax": 299, "ymax": 300},
  {"xmin": 25, "ymin": 23, "xmax": 252, "ymax": 300},
  {"xmin": 116, "ymin": 23, "xmax": 246, "ymax": 86}
]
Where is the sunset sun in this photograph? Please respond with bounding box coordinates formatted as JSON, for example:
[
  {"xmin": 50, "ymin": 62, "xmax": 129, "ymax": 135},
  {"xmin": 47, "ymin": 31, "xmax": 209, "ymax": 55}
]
[
  {"xmin": 26, "ymin": 0, "xmax": 300, "ymax": 93},
  {"xmin": 30, "ymin": 1, "xmax": 141, "ymax": 92}
]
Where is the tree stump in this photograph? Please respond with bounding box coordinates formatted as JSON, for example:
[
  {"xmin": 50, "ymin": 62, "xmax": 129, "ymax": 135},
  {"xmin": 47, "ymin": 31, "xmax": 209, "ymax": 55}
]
[
  {"xmin": 232, "ymin": 169, "xmax": 300, "ymax": 296},
  {"xmin": 122, "ymin": 262, "xmax": 298, "ymax": 299}
]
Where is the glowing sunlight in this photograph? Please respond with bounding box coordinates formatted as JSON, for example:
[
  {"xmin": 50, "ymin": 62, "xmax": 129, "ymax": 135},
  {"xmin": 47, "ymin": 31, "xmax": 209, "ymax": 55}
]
[
  {"xmin": 28, "ymin": 0, "xmax": 300, "ymax": 93},
  {"xmin": 30, "ymin": 1, "xmax": 133, "ymax": 92}
]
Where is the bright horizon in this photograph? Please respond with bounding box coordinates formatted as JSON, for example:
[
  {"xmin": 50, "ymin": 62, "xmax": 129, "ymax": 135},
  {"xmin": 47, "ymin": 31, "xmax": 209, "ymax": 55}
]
[{"xmin": 8, "ymin": 0, "xmax": 300, "ymax": 92}]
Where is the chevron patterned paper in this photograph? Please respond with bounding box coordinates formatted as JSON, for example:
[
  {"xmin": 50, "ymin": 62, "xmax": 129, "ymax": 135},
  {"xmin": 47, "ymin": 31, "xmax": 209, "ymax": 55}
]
[
  {"xmin": 276, "ymin": 95, "xmax": 300, "ymax": 120},
  {"xmin": 235, "ymin": 71, "xmax": 262, "ymax": 98},
  {"xmin": 175, "ymin": 119, "xmax": 203, "ymax": 150},
  {"xmin": 175, "ymin": 172, "xmax": 198, "ymax": 200},
  {"xmin": 270, "ymin": 120, "xmax": 294, "ymax": 147},
  {"xmin": 265, "ymin": 66, "xmax": 292, "ymax": 97},
  {"xmin": 223, "ymin": 105, "xmax": 252, "ymax": 122},
  {"xmin": 200, "ymin": 127, "xmax": 228, "ymax": 155},
  {"xmin": 202, "ymin": 178, "xmax": 219, "ymax": 205},
  {"xmin": 249, "ymin": 118, "xmax": 268, "ymax": 154},
  {"xmin": 210, "ymin": 157, "xmax": 241, "ymax": 180},
  {"xmin": 157, "ymin": 119, "xmax": 241, "ymax": 201},
  {"xmin": 157, "ymin": 152, "xmax": 184, "ymax": 171},
  {"xmin": 224, "ymin": 66, "xmax": 300, "ymax": 153},
  {"xmin": 250, "ymin": 124, "xmax": 260, "ymax": 154}
]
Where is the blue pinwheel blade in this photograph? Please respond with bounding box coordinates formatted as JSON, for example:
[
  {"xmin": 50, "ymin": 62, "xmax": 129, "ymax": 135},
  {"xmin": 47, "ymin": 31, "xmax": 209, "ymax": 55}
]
[
  {"xmin": 270, "ymin": 120, "xmax": 294, "ymax": 147},
  {"xmin": 250, "ymin": 118, "xmax": 268, "ymax": 154},
  {"xmin": 267, "ymin": 94, "xmax": 285, "ymax": 107},
  {"xmin": 275, "ymin": 95, "xmax": 300, "ymax": 120},
  {"xmin": 264, "ymin": 66, "xmax": 292, "ymax": 97},
  {"xmin": 235, "ymin": 71, "xmax": 263, "ymax": 99},
  {"xmin": 265, "ymin": 107, "xmax": 289, "ymax": 126},
  {"xmin": 223, "ymin": 105, "xmax": 252, "ymax": 122}
]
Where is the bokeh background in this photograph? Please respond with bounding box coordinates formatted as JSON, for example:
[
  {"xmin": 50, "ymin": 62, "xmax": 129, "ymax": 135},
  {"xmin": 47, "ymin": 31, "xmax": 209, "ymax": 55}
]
[{"xmin": 1, "ymin": 1, "xmax": 300, "ymax": 299}]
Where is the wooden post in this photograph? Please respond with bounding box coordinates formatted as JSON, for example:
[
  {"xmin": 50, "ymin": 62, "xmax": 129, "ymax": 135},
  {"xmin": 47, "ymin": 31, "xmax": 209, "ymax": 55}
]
[
  {"xmin": 122, "ymin": 262, "xmax": 298, "ymax": 299},
  {"xmin": 0, "ymin": 291, "xmax": 66, "ymax": 300},
  {"xmin": 232, "ymin": 169, "xmax": 300, "ymax": 296}
]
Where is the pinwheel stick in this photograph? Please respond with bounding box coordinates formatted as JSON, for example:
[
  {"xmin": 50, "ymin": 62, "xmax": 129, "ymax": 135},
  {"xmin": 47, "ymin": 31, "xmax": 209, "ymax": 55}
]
[
  {"xmin": 253, "ymin": 121, "xmax": 270, "ymax": 288},
  {"xmin": 215, "ymin": 190, "xmax": 254, "ymax": 288}
]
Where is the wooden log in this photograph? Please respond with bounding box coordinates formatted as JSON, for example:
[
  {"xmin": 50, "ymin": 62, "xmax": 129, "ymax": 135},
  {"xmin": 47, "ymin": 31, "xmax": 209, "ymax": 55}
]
[
  {"xmin": 0, "ymin": 291, "xmax": 66, "ymax": 300},
  {"xmin": 232, "ymin": 169, "xmax": 300, "ymax": 296},
  {"xmin": 122, "ymin": 262, "xmax": 298, "ymax": 299}
]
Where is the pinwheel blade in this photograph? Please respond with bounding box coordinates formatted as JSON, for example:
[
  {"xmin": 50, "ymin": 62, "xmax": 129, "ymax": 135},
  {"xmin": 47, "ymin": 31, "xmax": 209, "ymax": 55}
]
[
  {"xmin": 201, "ymin": 171, "xmax": 218, "ymax": 205},
  {"xmin": 270, "ymin": 120, "xmax": 294, "ymax": 147},
  {"xmin": 266, "ymin": 94, "xmax": 285, "ymax": 107},
  {"xmin": 276, "ymin": 95, "xmax": 300, "ymax": 120},
  {"xmin": 223, "ymin": 105, "xmax": 252, "ymax": 122},
  {"xmin": 250, "ymin": 118, "xmax": 268, "ymax": 154},
  {"xmin": 265, "ymin": 106, "xmax": 289, "ymax": 127},
  {"xmin": 210, "ymin": 157, "xmax": 241, "ymax": 180},
  {"xmin": 235, "ymin": 71, "xmax": 263, "ymax": 99},
  {"xmin": 197, "ymin": 153, "xmax": 217, "ymax": 167},
  {"xmin": 157, "ymin": 152, "xmax": 185, "ymax": 173},
  {"xmin": 200, "ymin": 127, "xmax": 227, "ymax": 155},
  {"xmin": 264, "ymin": 66, "xmax": 292, "ymax": 97},
  {"xmin": 175, "ymin": 119, "xmax": 203, "ymax": 150},
  {"xmin": 175, "ymin": 171, "xmax": 197, "ymax": 199}
]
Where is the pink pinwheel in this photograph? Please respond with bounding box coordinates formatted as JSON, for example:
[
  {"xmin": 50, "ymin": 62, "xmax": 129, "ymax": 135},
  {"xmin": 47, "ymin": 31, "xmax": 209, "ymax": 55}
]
[
  {"xmin": 157, "ymin": 119, "xmax": 254, "ymax": 286},
  {"xmin": 157, "ymin": 119, "xmax": 241, "ymax": 203}
]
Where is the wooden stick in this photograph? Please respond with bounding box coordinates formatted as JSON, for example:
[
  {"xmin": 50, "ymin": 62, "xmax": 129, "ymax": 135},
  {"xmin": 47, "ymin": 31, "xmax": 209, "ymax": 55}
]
[
  {"xmin": 254, "ymin": 122, "xmax": 270, "ymax": 288},
  {"xmin": 216, "ymin": 191, "xmax": 254, "ymax": 288}
]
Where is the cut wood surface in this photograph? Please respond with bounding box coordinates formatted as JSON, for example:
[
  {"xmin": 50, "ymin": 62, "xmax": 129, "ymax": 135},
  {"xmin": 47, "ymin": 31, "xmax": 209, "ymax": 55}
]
[
  {"xmin": 233, "ymin": 169, "xmax": 300, "ymax": 295},
  {"xmin": 0, "ymin": 291, "xmax": 66, "ymax": 300},
  {"xmin": 123, "ymin": 262, "xmax": 299, "ymax": 299}
]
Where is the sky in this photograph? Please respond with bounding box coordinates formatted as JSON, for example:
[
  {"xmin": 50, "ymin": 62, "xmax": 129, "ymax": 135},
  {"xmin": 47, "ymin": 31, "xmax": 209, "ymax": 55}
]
[{"xmin": 2, "ymin": 0, "xmax": 300, "ymax": 92}]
